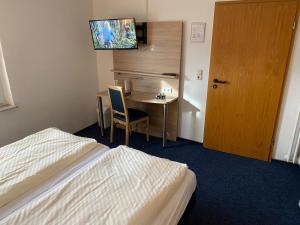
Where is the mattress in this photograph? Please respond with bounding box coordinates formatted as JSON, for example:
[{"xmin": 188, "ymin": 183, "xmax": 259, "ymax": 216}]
[
  {"xmin": 0, "ymin": 128, "xmax": 98, "ymax": 208},
  {"xmin": 0, "ymin": 145, "xmax": 196, "ymax": 225}
]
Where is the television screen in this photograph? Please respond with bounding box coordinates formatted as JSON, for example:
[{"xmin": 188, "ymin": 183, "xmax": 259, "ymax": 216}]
[{"xmin": 89, "ymin": 18, "xmax": 138, "ymax": 50}]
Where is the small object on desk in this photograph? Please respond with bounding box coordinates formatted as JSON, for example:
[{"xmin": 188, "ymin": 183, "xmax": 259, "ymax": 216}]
[
  {"xmin": 156, "ymin": 93, "xmax": 166, "ymax": 100},
  {"xmin": 124, "ymin": 79, "xmax": 131, "ymax": 95}
]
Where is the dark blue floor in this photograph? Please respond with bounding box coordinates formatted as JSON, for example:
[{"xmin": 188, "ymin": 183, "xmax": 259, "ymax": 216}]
[{"xmin": 76, "ymin": 124, "xmax": 300, "ymax": 225}]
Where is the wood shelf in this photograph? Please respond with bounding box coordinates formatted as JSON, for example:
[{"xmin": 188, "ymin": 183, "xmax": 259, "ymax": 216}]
[{"xmin": 111, "ymin": 69, "xmax": 179, "ymax": 79}]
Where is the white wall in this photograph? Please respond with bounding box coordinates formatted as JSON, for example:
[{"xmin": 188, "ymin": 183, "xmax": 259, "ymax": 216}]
[
  {"xmin": 0, "ymin": 0, "xmax": 98, "ymax": 147},
  {"xmin": 93, "ymin": 0, "xmax": 300, "ymax": 161},
  {"xmin": 274, "ymin": 20, "xmax": 300, "ymax": 161},
  {"xmin": 0, "ymin": 63, "xmax": 4, "ymax": 103}
]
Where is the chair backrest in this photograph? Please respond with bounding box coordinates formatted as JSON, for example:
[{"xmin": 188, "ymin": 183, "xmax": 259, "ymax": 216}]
[{"xmin": 107, "ymin": 85, "xmax": 128, "ymax": 120}]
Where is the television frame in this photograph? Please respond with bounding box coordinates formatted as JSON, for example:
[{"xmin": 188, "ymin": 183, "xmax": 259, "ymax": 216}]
[{"xmin": 89, "ymin": 18, "xmax": 138, "ymax": 50}]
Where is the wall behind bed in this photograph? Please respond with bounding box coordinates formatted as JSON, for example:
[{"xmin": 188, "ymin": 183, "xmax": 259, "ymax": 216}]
[
  {"xmin": 0, "ymin": 0, "xmax": 98, "ymax": 147},
  {"xmin": 93, "ymin": 0, "xmax": 300, "ymax": 161}
]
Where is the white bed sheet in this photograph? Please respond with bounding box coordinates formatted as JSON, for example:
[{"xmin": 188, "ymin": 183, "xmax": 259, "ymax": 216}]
[
  {"xmin": 0, "ymin": 144, "xmax": 196, "ymax": 225},
  {"xmin": 152, "ymin": 170, "xmax": 196, "ymax": 225},
  {"xmin": 0, "ymin": 128, "xmax": 99, "ymax": 208},
  {"xmin": 0, "ymin": 144, "xmax": 110, "ymax": 221}
]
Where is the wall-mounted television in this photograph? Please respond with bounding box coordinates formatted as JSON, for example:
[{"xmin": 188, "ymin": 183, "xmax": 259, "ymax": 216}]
[{"xmin": 89, "ymin": 18, "xmax": 138, "ymax": 50}]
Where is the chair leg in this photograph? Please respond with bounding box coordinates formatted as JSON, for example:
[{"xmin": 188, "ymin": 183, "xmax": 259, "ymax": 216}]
[
  {"xmin": 146, "ymin": 118, "xmax": 149, "ymax": 142},
  {"xmin": 110, "ymin": 120, "xmax": 114, "ymax": 144},
  {"xmin": 125, "ymin": 124, "xmax": 130, "ymax": 146}
]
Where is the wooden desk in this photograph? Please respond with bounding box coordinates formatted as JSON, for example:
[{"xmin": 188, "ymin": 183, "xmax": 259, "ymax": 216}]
[
  {"xmin": 96, "ymin": 91, "xmax": 178, "ymax": 147},
  {"xmin": 126, "ymin": 91, "xmax": 177, "ymax": 105}
]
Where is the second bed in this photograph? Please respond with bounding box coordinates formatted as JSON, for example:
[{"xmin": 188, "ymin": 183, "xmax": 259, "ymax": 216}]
[{"xmin": 0, "ymin": 129, "xmax": 196, "ymax": 225}]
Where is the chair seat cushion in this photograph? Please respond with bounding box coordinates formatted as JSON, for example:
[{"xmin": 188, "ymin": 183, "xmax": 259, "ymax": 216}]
[{"xmin": 114, "ymin": 108, "xmax": 148, "ymax": 122}]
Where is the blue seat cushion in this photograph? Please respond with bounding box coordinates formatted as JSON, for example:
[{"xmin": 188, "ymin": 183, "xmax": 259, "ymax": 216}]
[{"xmin": 114, "ymin": 108, "xmax": 148, "ymax": 122}]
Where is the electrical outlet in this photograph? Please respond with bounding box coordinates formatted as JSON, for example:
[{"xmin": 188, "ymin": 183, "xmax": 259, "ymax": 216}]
[
  {"xmin": 162, "ymin": 87, "xmax": 172, "ymax": 94},
  {"xmin": 197, "ymin": 69, "xmax": 203, "ymax": 80}
]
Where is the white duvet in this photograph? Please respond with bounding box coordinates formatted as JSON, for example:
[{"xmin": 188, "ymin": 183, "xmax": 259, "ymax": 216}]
[
  {"xmin": 0, "ymin": 145, "xmax": 188, "ymax": 225},
  {"xmin": 0, "ymin": 128, "xmax": 98, "ymax": 208}
]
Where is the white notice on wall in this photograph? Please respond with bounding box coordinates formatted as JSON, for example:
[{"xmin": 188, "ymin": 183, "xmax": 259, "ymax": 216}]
[{"xmin": 190, "ymin": 22, "xmax": 206, "ymax": 43}]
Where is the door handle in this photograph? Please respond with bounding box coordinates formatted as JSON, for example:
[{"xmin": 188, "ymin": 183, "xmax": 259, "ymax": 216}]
[{"xmin": 213, "ymin": 78, "xmax": 228, "ymax": 84}]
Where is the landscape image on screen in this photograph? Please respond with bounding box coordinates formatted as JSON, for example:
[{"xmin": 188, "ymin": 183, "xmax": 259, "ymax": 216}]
[{"xmin": 89, "ymin": 18, "xmax": 138, "ymax": 49}]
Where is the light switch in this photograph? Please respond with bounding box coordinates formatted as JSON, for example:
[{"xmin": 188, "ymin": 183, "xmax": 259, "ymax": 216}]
[
  {"xmin": 162, "ymin": 87, "xmax": 172, "ymax": 94},
  {"xmin": 197, "ymin": 70, "xmax": 203, "ymax": 80}
]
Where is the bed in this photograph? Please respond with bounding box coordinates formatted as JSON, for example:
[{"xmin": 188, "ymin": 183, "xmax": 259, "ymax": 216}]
[{"xmin": 0, "ymin": 129, "xmax": 197, "ymax": 225}]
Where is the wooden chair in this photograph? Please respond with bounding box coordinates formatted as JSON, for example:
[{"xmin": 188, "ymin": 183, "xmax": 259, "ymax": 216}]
[{"xmin": 107, "ymin": 85, "xmax": 149, "ymax": 146}]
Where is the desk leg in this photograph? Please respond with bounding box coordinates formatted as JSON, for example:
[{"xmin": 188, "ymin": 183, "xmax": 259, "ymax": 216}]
[
  {"xmin": 163, "ymin": 103, "xmax": 168, "ymax": 148},
  {"xmin": 97, "ymin": 96, "xmax": 105, "ymax": 137}
]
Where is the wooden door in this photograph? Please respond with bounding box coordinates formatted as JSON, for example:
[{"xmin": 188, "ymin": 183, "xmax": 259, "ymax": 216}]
[{"xmin": 204, "ymin": 0, "xmax": 298, "ymax": 161}]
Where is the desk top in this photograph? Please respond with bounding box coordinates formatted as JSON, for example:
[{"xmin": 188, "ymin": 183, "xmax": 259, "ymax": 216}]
[
  {"xmin": 97, "ymin": 91, "xmax": 178, "ymax": 105},
  {"xmin": 96, "ymin": 91, "xmax": 108, "ymax": 97},
  {"xmin": 127, "ymin": 91, "xmax": 178, "ymax": 105}
]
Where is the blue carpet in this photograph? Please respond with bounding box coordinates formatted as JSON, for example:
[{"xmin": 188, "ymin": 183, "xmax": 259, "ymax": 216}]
[{"xmin": 76, "ymin": 124, "xmax": 300, "ymax": 225}]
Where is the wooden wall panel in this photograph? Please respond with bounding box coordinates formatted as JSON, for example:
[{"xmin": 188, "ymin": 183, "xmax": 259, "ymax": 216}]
[
  {"xmin": 113, "ymin": 21, "xmax": 183, "ymax": 75},
  {"xmin": 114, "ymin": 74, "xmax": 179, "ymax": 97},
  {"xmin": 113, "ymin": 21, "xmax": 182, "ymax": 141}
]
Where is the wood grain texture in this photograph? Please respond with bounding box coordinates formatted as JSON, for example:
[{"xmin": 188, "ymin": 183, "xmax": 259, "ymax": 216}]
[
  {"xmin": 111, "ymin": 21, "xmax": 183, "ymax": 141},
  {"xmin": 204, "ymin": 0, "xmax": 298, "ymax": 161},
  {"xmin": 96, "ymin": 91, "xmax": 108, "ymax": 97},
  {"xmin": 113, "ymin": 21, "xmax": 183, "ymax": 75},
  {"xmin": 114, "ymin": 74, "xmax": 179, "ymax": 97},
  {"xmin": 126, "ymin": 91, "xmax": 178, "ymax": 104},
  {"xmin": 114, "ymin": 79, "xmax": 179, "ymax": 141},
  {"xmin": 112, "ymin": 69, "xmax": 178, "ymax": 79}
]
